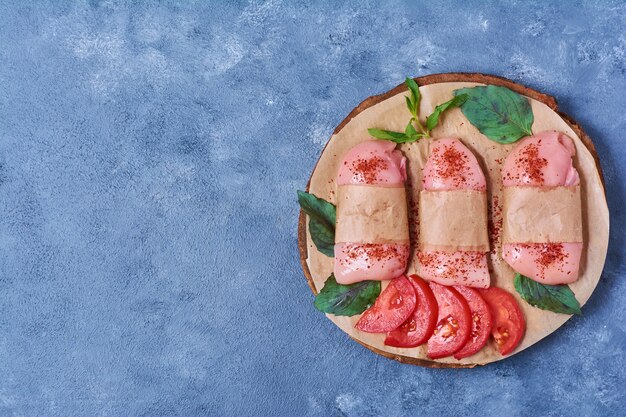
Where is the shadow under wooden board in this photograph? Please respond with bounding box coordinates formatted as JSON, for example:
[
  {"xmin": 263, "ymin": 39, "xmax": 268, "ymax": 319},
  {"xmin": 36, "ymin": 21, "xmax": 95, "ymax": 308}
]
[{"xmin": 297, "ymin": 73, "xmax": 609, "ymax": 368}]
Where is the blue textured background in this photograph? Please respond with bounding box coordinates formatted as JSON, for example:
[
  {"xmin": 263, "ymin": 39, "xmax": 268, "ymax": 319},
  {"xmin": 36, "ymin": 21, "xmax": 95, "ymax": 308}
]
[{"xmin": 0, "ymin": 1, "xmax": 624, "ymax": 416}]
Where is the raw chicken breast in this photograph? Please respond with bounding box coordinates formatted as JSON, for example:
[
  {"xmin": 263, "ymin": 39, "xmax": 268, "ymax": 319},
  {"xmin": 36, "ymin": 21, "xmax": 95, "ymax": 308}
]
[
  {"xmin": 334, "ymin": 140, "xmax": 409, "ymax": 284},
  {"xmin": 418, "ymin": 138, "xmax": 490, "ymax": 288},
  {"xmin": 501, "ymin": 131, "xmax": 582, "ymax": 284}
]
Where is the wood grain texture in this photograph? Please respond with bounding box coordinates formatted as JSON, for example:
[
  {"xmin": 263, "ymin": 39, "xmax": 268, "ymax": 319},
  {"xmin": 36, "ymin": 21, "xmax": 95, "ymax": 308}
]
[{"xmin": 297, "ymin": 72, "xmax": 603, "ymax": 368}]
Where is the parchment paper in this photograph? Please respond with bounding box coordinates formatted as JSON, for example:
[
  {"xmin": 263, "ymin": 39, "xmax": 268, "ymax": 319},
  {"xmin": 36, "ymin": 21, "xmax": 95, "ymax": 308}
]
[
  {"xmin": 305, "ymin": 82, "xmax": 609, "ymax": 366},
  {"xmin": 503, "ymin": 186, "xmax": 583, "ymax": 244},
  {"xmin": 419, "ymin": 190, "xmax": 489, "ymax": 252},
  {"xmin": 335, "ymin": 184, "xmax": 408, "ymax": 244}
]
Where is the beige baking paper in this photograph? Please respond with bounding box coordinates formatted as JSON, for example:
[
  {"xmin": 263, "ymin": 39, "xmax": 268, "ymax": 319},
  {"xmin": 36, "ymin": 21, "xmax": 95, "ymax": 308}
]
[
  {"xmin": 304, "ymin": 82, "xmax": 609, "ymax": 366},
  {"xmin": 335, "ymin": 184, "xmax": 409, "ymax": 244},
  {"xmin": 503, "ymin": 186, "xmax": 583, "ymax": 244},
  {"xmin": 419, "ymin": 190, "xmax": 489, "ymax": 252}
]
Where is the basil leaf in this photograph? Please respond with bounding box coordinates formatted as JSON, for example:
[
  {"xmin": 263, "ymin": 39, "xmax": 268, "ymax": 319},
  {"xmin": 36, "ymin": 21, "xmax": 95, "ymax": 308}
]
[
  {"xmin": 405, "ymin": 121, "xmax": 418, "ymax": 137},
  {"xmin": 405, "ymin": 77, "xmax": 420, "ymax": 117},
  {"xmin": 405, "ymin": 96, "xmax": 415, "ymax": 116},
  {"xmin": 307, "ymin": 217, "xmax": 335, "ymax": 257},
  {"xmin": 368, "ymin": 128, "xmax": 413, "ymax": 143},
  {"xmin": 314, "ymin": 274, "xmax": 381, "ymax": 316},
  {"xmin": 514, "ymin": 273, "xmax": 582, "ymax": 315},
  {"xmin": 425, "ymin": 94, "xmax": 468, "ymax": 132},
  {"xmin": 297, "ymin": 191, "xmax": 336, "ymax": 257},
  {"xmin": 454, "ymin": 85, "xmax": 533, "ymax": 144}
]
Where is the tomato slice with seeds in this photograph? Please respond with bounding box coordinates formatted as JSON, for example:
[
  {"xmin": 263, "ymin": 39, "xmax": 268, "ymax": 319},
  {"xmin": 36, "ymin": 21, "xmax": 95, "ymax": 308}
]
[
  {"xmin": 453, "ymin": 286, "xmax": 493, "ymax": 360},
  {"xmin": 479, "ymin": 287, "xmax": 526, "ymax": 355},
  {"xmin": 427, "ymin": 282, "xmax": 472, "ymax": 359},
  {"xmin": 384, "ymin": 275, "xmax": 438, "ymax": 348},
  {"xmin": 355, "ymin": 275, "xmax": 416, "ymax": 333}
]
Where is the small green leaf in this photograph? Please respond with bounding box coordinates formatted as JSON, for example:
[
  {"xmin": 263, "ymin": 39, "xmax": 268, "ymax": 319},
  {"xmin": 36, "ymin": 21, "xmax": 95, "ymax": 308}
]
[
  {"xmin": 425, "ymin": 94, "xmax": 468, "ymax": 132},
  {"xmin": 314, "ymin": 274, "xmax": 381, "ymax": 316},
  {"xmin": 308, "ymin": 218, "xmax": 334, "ymax": 257},
  {"xmin": 405, "ymin": 77, "xmax": 421, "ymax": 117},
  {"xmin": 367, "ymin": 128, "xmax": 420, "ymax": 144},
  {"xmin": 405, "ymin": 121, "xmax": 418, "ymax": 137},
  {"xmin": 514, "ymin": 273, "xmax": 582, "ymax": 315},
  {"xmin": 454, "ymin": 85, "xmax": 534, "ymax": 144},
  {"xmin": 297, "ymin": 191, "xmax": 336, "ymax": 257},
  {"xmin": 405, "ymin": 96, "xmax": 415, "ymax": 115}
]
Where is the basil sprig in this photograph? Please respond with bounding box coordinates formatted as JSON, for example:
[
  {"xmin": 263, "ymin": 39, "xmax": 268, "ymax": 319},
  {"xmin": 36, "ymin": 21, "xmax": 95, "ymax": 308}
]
[
  {"xmin": 514, "ymin": 273, "xmax": 582, "ymax": 315},
  {"xmin": 368, "ymin": 77, "xmax": 468, "ymax": 143},
  {"xmin": 454, "ymin": 85, "xmax": 533, "ymax": 144},
  {"xmin": 297, "ymin": 190, "xmax": 336, "ymax": 257},
  {"xmin": 314, "ymin": 274, "xmax": 381, "ymax": 316}
]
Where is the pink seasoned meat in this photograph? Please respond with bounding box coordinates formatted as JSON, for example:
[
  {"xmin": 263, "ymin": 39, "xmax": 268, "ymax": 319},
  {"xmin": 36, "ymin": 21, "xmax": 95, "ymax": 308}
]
[
  {"xmin": 501, "ymin": 131, "xmax": 582, "ymax": 284},
  {"xmin": 334, "ymin": 140, "xmax": 409, "ymax": 284},
  {"xmin": 418, "ymin": 138, "xmax": 490, "ymax": 288}
]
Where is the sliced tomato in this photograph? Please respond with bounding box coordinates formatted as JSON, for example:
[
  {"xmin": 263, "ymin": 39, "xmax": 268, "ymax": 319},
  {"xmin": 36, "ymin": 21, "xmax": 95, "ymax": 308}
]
[
  {"xmin": 479, "ymin": 287, "xmax": 526, "ymax": 355},
  {"xmin": 427, "ymin": 283, "xmax": 472, "ymax": 359},
  {"xmin": 384, "ymin": 275, "xmax": 438, "ymax": 348},
  {"xmin": 355, "ymin": 275, "xmax": 416, "ymax": 333},
  {"xmin": 453, "ymin": 286, "xmax": 493, "ymax": 359}
]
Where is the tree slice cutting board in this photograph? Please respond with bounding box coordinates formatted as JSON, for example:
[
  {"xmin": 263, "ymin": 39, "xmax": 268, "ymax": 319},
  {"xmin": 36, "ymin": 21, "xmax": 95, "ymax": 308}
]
[{"xmin": 297, "ymin": 73, "xmax": 609, "ymax": 368}]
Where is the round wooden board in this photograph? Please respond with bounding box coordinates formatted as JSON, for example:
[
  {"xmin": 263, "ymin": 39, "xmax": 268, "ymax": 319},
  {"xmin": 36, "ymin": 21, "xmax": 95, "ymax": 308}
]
[{"xmin": 298, "ymin": 73, "xmax": 607, "ymax": 368}]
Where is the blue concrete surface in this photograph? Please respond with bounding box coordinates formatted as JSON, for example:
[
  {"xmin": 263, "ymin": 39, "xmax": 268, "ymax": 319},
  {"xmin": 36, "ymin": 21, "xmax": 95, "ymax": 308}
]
[{"xmin": 0, "ymin": 0, "xmax": 624, "ymax": 416}]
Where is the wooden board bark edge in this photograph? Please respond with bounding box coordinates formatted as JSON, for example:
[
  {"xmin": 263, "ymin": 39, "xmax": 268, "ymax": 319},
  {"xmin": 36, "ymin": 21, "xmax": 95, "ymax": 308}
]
[{"xmin": 297, "ymin": 72, "xmax": 604, "ymax": 368}]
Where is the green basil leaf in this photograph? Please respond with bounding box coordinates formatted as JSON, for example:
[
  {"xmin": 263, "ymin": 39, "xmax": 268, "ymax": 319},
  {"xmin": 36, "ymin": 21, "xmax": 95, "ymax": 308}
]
[
  {"xmin": 367, "ymin": 128, "xmax": 410, "ymax": 143},
  {"xmin": 297, "ymin": 191, "xmax": 336, "ymax": 257},
  {"xmin": 307, "ymin": 217, "xmax": 335, "ymax": 257},
  {"xmin": 454, "ymin": 85, "xmax": 533, "ymax": 144},
  {"xmin": 425, "ymin": 94, "xmax": 468, "ymax": 132},
  {"xmin": 405, "ymin": 77, "xmax": 420, "ymax": 117},
  {"xmin": 314, "ymin": 274, "xmax": 381, "ymax": 316},
  {"xmin": 514, "ymin": 273, "xmax": 582, "ymax": 315},
  {"xmin": 405, "ymin": 121, "xmax": 418, "ymax": 137},
  {"xmin": 405, "ymin": 96, "xmax": 415, "ymax": 115}
]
